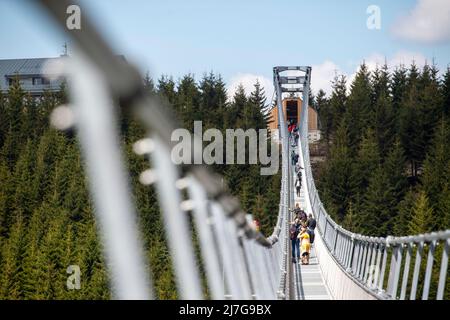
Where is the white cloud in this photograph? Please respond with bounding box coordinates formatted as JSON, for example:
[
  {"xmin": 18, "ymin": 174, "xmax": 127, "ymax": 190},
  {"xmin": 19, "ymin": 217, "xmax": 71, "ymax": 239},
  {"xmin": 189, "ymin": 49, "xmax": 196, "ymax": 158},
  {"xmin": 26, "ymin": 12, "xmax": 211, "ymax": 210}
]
[
  {"xmin": 392, "ymin": 0, "xmax": 450, "ymax": 44},
  {"xmin": 363, "ymin": 51, "xmax": 427, "ymax": 72},
  {"xmin": 227, "ymin": 73, "xmax": 274, "ymax": 102},
  {"xmin": 310, "ymin": 51, "xmax": 429, "ymax": 96},
  {"xmin": 343, "ymin": 51, "xmax": 428, "ymax": 93},
  {"xmin": 310, "ymin": 60, "xmax": 341, "ymax": 96}
]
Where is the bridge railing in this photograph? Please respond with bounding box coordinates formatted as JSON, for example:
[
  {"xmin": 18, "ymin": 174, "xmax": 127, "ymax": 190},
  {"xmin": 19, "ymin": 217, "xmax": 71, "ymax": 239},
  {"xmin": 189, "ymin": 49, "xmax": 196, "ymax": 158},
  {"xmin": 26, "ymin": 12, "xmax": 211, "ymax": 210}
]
[
  {"xmin": 36, "ymin": 0, "xmax": 292, "ymax": 300},
  {"xmin": 297, "ymin": 77, "xmax": 450, "ymax": 300}
]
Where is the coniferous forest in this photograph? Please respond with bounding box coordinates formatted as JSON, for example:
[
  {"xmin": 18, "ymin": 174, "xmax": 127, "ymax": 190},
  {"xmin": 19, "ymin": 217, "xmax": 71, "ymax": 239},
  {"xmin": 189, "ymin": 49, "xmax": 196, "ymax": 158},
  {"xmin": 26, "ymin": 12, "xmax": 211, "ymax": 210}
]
[
  {"xmin": 0, "ymin": 62, "xmax": 449, "ymax": 299},
  {"xmin": 315, "ymin": 63, "xmax": 450, "ymax": 237},
  {"xmin": 0, "ymin": 73, "xmax": 280, "ymax": 299}
]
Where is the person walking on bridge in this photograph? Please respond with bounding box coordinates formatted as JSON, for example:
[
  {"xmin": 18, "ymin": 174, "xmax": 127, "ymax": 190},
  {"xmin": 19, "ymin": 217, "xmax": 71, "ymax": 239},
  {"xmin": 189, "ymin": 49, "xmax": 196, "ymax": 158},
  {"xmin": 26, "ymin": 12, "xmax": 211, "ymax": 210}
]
[
  {"xmin": 291, "ymin": 203, "xmax": 302, "ymax": 219},
  {"xmin": 295, "ymin": 178, "xmax": 301, "ymax": 197},
  {"xmin": 306, "ymin": 213, "xmax": 316, "ymax": 244},
  {"xmin": 298, "ymin": 227, "xmax": 311, "ymax": 265},
  {"xmin": 295, "ymin": 164, "xmax": 303, "ymax": 181},
  {"xmin": 290, "ymin": 218, "xmax": 301, "ymax": 263},
  {"xmin": 291, "ymin": 150, "xmax": 299, "ymax": 166}
]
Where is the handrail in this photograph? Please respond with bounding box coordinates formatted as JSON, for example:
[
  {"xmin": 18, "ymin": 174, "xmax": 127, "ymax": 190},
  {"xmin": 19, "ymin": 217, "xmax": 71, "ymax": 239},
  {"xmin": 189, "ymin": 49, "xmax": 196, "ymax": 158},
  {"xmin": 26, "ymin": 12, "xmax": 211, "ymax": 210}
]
[{"xmin": 297, "ymin": 74, "xmax": 450, "ymax": 300}]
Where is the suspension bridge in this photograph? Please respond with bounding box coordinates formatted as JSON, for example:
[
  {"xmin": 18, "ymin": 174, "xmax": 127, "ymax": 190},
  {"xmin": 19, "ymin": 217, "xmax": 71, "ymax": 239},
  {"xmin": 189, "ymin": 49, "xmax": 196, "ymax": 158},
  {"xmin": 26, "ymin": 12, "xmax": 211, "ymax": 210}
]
[{"xmin": 37, "ymin": 0, "xmax": 449, "ymax": 300}]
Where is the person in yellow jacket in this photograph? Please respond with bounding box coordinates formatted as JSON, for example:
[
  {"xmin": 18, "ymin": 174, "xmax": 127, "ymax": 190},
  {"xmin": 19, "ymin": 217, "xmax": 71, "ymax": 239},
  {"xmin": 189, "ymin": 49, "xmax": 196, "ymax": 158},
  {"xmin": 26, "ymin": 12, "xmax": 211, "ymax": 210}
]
[{"xmin": 298, "ymin": 227, "xmax": 311, "ymax": 265}]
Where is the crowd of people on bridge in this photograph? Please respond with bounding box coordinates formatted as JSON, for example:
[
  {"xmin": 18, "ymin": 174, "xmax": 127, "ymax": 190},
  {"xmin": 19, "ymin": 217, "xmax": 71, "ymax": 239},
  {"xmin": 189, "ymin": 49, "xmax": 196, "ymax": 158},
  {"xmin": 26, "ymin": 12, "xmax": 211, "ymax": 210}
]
[
  {"xmin": 287, "ymin": 119, "xmax": 316, "ymax": 265},
  {"xmin": 290, "ymin": 204, "xmax": 316, "ymax": 265},
  {"xmin": 289, "ymin": 119, "xmax": 303, "ymax": 197}
]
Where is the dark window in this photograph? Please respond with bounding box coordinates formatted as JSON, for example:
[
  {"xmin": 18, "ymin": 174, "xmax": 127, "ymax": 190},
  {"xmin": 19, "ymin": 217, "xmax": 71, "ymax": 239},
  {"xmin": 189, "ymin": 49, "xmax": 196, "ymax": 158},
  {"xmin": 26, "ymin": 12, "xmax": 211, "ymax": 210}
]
[
  {"xmin": 32, "ymin": 77, "xmax": 50, "ymax": 85},
  {"xmin": 286, "ymin": 100, "xmax": 298, "ymax": 124}
]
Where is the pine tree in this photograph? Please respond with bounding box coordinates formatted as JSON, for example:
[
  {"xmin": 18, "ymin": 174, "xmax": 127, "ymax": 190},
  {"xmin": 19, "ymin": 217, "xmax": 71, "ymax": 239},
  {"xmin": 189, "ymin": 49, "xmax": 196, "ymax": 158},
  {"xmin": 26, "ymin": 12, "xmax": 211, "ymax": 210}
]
[
  {"xmin": 436, "ymin": 183, "xmax": 450, "ymax": 230},
  {"xmin": 226, "ymin": 83, "xmax": 247, "ymax": 128},
  {"xmin": 148, "ymin": 235, "xmax": 177, "ymax": 299},
  {"xmin": 372, "ymin": 86, "xmax": 395, "ymax": 157},
  {"xmin": 352, "ymin": 127, "xmax": 380, "ymax": 194},
  {"xmin": 418, "ymin": 64, "xmax": 443, "ymax": 156},
  {"xmin": 157, "ymin": 75, "xmax": 176, "ymax": 106},
  {"xmin": 342, "ymin": 202, "xmax": 358, "ymax": 232},
  {"xmin": 394, "ymin": 188, "xmax": 417, "ymax": 236},
  {"xmin": 384, "ymin": 139, "xmax": 408, "ymax": 205},
  {"xmin": 248, "ymin": 79, "xmax": 268, "ymax": 130},
  {"xmin": 175, "ymin": 74, "xmax": 200, "ymax": 130},
  {"xmin": 328, "ymin": 74, "xmax": 347, "ymax": 135},
  {"xmin": 315, "ymin": 89, "xmax": 332, "ymax": 146},
  {"xmin": 442, "ymin": 67, "xmax": 450, "ymax": 116},
  {"xmin": 32, "ymin": 129, "xmax": 66, "ymax": 205},
  {"xmin": 199, "ymin": 72, "xmax": 228, "ymax": 130},
  {"xmin": 407, "ymin": 190, "xmax": 433, "ymax": 235},
  {"xmin": 21, "ymin": 203, "xmax": 49, "ymax": 299},
  {"xmin": 391, "ymin": 64, "xmax": 408, "ymax": 123},
  {"xmin": 0, "ymin": 214, "xmax": 26, "ymax": 299},
  {"xmin": 79, "ymin": 221, "xmax": 111, "ymax": 299},
  {"xmin": 421, "ymin": 117, "xmax": 450, "ymax": 230},
  {"xmin": 0, "ymin": 90, "xmax": 5, "ymax": 148},
  {"xmin": 371, "ymin": 64, "xmax": 390, "ymax": 105},
  {"xmin": 0, "ymin": 159, "xmax": 13, "ymax": 236},
  {"xmin": 359, "ymin": 166, "xmax": 396, "ymax": 236},
  {"xmin": 11, "ymin": 139, "xmax": 36, "ymax": 220},
  {"xmin": 1, "ymin": 79, "xmax": 26, "ymax": 167},
  {"xmin": 143, "ymin": 71, "xmax": 156, "ymax": 95},
  {"xmin": 344, "ymin": 63, "xmax": 372, "ymax": 151},
  {"xmin": 318, "ymin": 122, "xmax": 356, "ymax": 221},
  {"xmin": 398, "ymin": 63, "xmax": 423, "ymax": 177}
]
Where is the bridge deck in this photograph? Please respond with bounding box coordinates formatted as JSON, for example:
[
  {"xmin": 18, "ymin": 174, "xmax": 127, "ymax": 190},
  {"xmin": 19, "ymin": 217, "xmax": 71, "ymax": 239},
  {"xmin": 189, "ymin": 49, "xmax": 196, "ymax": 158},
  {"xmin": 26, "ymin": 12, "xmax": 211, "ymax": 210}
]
[{"xmin": 292, "ymin": 150, "xmax": 331, "ymax": 300}]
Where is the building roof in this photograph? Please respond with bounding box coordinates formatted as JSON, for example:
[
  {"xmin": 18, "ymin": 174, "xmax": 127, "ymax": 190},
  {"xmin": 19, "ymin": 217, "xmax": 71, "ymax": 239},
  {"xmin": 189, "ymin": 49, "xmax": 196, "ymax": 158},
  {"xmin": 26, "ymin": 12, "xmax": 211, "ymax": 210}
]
[
  {"xmin": 0, "ymin": 57, "xmax": 64, "ymax": 94},
  {"xmin": 0, "ymin": 57, "xmax": 58, "ymax": 77}
]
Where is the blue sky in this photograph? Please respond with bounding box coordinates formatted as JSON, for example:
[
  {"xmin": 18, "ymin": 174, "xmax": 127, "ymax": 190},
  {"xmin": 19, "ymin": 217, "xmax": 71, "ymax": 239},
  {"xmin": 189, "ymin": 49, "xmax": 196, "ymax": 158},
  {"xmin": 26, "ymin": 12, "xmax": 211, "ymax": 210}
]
[{"xmin": 1, "ymin": 0, "xmax": 449, "ymax": 97}]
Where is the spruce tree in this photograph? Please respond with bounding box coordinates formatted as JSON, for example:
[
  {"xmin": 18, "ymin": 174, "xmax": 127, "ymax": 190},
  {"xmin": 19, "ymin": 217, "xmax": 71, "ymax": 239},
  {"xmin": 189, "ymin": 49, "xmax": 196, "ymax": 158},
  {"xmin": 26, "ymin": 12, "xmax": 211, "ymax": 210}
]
[
  {"xmin": 359, "ymin": 166, "xmax": 396, "ymax": 236},
  {"xmin": 0, "ymin": 214, "xmax": 26, "ymax": 299},
  {"xmin": 227, "ymin": 83, "xmax": 247, "ymax": 128},
  {"xmin": 248, "ymin": 79, "xmax": 268, "ymax": 130},
  {"xmin": 328, "ymin": 74, "xmax": 347, "ymax": 135},
  {"xmin": 394, "ymin": 188, "xmax": 417, "ymax": 236},
  {"xmin": 342, "ymin": 202, "xmax": 358, "ymax": 232},
  {"xmin": 21, "ymin": 203, "xmax": 48, "ymax": 299},
  {"xmin": 318, "ymin": 122, "xmax": 356, "ymax": 221},
  {"xmin": 11, "ymin": 139, "xmax": 36, "ymax": 220},
  {"xmin": 407, "ymin": 190, "xmax": 433, "ymax": 235},
  {"xmin": 0, "ymin": 90, "xmax": 5, "ymax": 148},
  {"xmin": 421, "ymin": 117, "xmax": 450, "ymax": 230},
  {"xmin": 143, "ymin": 71, "xmax": 156, "ymax": 95},
  {"xmin": 418, "ymin": 64, "xmax": 443, "ymax": 156},
  {"xmin": 398, "ymin": 63, "xmax": 422, "ymax": 177},
  {"xmin": 315, "ymin": 89, "xmax": 332, "ymax": 147},
  {"xmin": 0, "ymin": 159, "xmax": 13, "ymax": 236},
  {"xmin": 442, "ymin": 67, "xmax": 450, "ymax": 116},
  {"xmin": 384, "ymin": 139, "xmax": 408, "ymax": 205},
  {"xmin": 343, "ymin": 63, "xmax": 372, "ymax": 151},
  {"xmin": 436, "ymin": 183, "xmax": 450, "ymax": 230},
  {"xmin": 199, "ymin": 72, "xmax": 228, "ymax": 130},
  {"xmin": 391, "ymin": 64, "xmax": 408, "ymax": 123},
  {"xmin": 175, "ymin": 74, "xmax": 200, "ymax": 130},
  {"xmin": 157, "ymin": 75, "xmax": 176, "ymax": 106},
  {"xmin": 373, "ymin": 90, "xmax": 395, "ymax": 158}
]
